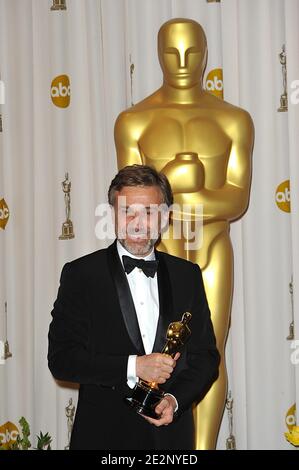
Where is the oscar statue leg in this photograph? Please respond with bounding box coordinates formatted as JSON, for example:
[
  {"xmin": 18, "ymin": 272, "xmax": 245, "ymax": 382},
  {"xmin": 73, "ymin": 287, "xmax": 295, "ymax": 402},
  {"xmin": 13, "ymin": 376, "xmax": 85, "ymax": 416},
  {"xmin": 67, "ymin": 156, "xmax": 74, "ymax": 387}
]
[
  {"xmin": 192, "ymin": 233, "xmax": 233, "ymax": 449},
  {"xmin": 159, "ymin": 225, "xmax": 233, "ymax": 449}
]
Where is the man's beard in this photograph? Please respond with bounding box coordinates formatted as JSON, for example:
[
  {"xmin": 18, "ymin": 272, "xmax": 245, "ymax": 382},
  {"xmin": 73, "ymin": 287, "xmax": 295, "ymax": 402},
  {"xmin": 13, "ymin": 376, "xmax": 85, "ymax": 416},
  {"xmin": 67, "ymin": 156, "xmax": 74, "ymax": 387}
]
[{"xmin": 118, "ymin": 237, "xmax": 157, "ymax": 256}]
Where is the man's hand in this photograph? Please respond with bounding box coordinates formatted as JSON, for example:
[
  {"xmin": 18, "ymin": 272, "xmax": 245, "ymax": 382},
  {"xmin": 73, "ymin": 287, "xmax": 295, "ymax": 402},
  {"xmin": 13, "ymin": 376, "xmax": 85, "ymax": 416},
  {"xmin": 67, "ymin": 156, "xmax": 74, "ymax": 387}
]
[
  {"xmin": 142, "ymin": 395, "xmax": 177, "ymax": 427},
  {"xmin": 136, "ymin": 352, "xmax": 180, "ymax": 384}
]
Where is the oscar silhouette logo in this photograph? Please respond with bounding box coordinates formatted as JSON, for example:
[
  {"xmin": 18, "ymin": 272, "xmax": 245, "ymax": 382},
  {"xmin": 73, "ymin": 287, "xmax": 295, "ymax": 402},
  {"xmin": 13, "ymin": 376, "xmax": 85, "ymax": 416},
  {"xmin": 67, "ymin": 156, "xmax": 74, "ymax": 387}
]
[{"xmin": 126, "ymin": 312, "xmax": 192, "ymax": 419}]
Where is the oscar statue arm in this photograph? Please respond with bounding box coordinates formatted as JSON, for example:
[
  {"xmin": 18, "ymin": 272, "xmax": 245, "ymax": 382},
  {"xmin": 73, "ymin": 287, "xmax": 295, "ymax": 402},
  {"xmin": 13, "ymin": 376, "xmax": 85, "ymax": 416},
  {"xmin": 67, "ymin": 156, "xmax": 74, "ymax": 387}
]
[
  {"xmin": 164, "ymin": 264, "xmax": 220, "ymax": 415},
  {"xmin": 114, "ymin": 111, "xmax": 143, "ymax": 167},
  {"xmin": 48, "ymin": 263, "xmax": 128, "ymax": 387},
  {"xmin": 198, "ymin": 109, "xmax": 254, "ymax": 222}
]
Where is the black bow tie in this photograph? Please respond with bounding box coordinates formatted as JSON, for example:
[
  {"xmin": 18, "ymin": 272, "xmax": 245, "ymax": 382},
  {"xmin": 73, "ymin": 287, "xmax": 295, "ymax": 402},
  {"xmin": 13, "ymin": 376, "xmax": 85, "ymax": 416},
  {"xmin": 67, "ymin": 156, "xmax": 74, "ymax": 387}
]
[{"xmin": 122, "ymin": 255, "xmax": 159, "ymax": 278}]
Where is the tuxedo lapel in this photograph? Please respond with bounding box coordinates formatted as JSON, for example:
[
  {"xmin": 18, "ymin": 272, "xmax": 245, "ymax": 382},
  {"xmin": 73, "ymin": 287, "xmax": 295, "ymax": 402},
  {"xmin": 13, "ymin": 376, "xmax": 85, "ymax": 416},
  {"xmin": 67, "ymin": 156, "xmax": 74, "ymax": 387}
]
[
  {"xmin": 107, "ymin": 241, "xmax": 145, "ymax": 355},
  {"xmin": 152, "ymin": 250, "xmax": 174, "ymax": 353}
]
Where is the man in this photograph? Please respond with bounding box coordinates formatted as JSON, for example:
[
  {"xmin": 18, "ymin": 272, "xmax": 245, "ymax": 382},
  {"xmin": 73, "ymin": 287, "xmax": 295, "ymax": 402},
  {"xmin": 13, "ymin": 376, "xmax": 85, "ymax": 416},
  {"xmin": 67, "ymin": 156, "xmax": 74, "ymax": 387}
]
[{"xmin": 48, "ymin": 164, "xmax": 220, "ymax": 450}]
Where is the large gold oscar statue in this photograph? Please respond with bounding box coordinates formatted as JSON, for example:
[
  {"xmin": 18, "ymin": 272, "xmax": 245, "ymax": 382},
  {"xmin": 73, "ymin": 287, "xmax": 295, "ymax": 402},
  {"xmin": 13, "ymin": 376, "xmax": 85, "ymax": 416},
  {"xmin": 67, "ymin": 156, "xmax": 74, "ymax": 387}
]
[{"xmin": 114, "ymin": 18, "xmax": 254, "ymax": 449}]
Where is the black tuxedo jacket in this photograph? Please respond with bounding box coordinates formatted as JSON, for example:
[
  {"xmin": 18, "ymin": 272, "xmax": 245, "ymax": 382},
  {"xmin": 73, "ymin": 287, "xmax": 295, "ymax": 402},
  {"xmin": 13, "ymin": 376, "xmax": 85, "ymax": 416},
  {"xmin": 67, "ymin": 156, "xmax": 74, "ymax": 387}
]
[{"xmin": 48, "ymin": 240, "xmax": 220, "ymax": 450}]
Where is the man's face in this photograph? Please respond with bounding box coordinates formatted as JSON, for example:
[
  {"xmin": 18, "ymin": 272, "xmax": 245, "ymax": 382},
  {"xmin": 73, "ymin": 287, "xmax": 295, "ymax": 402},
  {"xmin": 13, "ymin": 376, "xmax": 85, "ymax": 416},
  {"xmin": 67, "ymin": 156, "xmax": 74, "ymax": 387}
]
[
  {"xmin": 158, "ymin": 22, "xmax": 207, "ymax": 89},
  {"xmin": 113, "ymin": 185, "xmax": 168, "ymax": 256}
]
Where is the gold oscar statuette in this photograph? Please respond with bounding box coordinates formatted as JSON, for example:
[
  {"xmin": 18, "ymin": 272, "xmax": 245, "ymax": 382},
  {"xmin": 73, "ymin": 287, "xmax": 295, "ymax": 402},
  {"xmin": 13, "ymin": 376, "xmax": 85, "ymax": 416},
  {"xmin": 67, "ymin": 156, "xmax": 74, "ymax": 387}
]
[
  {"xmin": 4, "ymin": 340, "xmax": 12, "ymax": 359},
  {"xmin": 287, "ymin": 276, "xmax": 294, "ymax": 340},
  {"xmin": 51, "ymin": 0, "xmax": 67, "ymax": 11},
  {"xmin": 59, "ymin": 173, "xmax": 75, "ymax": 240},
  {"xmin": 225, "ymin": 391, "xmax": 236, "ymax": 450},
  {"xmin": 129, "ymin": 55, "xmax": 135, "ymax": 107},
  {"xmin": 64, "ymin": 398, "xmax": 75, "ymax": 450},
  {"xmin": 126, "ymin": 312, "xmax": 192, "ymax": 419},
  {"xmin": 278, "ymin": 44, "xmax": 288, "ymax": 112},
  {"xmin": 3, "ymin": 302, "xmax": 12, "ymax": 360}
]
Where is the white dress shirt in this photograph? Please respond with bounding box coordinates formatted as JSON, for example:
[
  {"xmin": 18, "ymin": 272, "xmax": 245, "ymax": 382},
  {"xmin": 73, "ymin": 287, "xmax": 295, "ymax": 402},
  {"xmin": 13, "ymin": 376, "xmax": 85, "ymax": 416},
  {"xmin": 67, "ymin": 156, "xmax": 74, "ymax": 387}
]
[
  {"xmin": 117, "ymin": 240, "xmax": 178, "ymax": 412},
  {"xmin": 117, "ymin": 240, "xmax": 159, "ymax": 387}
]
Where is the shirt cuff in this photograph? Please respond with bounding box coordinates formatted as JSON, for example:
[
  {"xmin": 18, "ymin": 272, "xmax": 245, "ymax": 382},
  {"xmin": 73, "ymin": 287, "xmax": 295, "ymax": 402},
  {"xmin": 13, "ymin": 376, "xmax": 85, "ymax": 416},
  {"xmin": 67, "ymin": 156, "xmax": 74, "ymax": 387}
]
[
  {"xmin": 127, "ymin": 355, "xmax": 138, "ymax": 389},
  {"xmin": 164, "ymin": 393, "xmax": 178, "ymax": 412}
]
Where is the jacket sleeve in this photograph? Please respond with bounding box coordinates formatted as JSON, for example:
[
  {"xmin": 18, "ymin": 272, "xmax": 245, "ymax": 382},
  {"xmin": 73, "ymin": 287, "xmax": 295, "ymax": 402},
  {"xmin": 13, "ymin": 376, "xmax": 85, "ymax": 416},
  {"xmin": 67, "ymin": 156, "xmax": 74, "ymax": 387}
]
[
  {"xmin": 166, "ymin": 263, "xmax": 220, "ymax": 414},
  {"xmin": 48, "ymin": 262, "xmax": 128, "ymax": 387}
]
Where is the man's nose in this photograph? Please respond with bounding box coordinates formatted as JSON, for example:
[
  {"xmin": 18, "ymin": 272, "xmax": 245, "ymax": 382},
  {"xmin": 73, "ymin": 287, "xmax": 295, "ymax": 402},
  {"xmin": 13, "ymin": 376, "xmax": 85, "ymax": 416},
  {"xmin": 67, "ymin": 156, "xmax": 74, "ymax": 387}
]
[{"xmin": 133, "ymin": 215, "xmax": 146, "ymax": 231}]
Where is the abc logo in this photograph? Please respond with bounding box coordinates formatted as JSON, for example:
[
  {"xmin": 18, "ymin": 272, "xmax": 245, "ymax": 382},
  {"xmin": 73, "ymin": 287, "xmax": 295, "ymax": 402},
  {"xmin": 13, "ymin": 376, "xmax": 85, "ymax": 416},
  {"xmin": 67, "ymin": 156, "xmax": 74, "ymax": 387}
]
[
  {"xmin": 275, "ymin": 180, "xmax": 291, "ymax": 213},
  {"xmin": 51, "ymin": 75, "xmax": 71, "ymax": 108},
  {"xmin": 0, "ymin": 422, "xmax": 19, "ymax": 449},
  {"xmin": 285, "ymin": 404, "xmax": 296, "ymax": 431},
  {"xmin": 0, "ymin": 198, "xmax": 9, "ymax": 230},
  {"xmin": 205, "ymin": 68, "xmax": 223, "ymax": 99}
]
